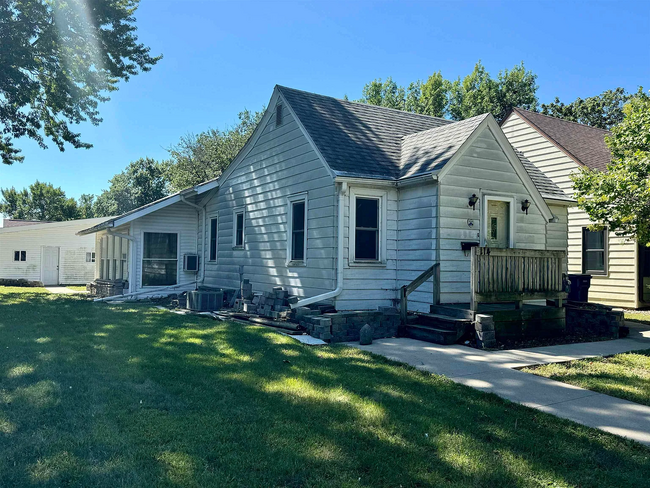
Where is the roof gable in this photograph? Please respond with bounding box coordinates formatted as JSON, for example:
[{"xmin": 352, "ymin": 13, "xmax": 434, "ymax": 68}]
[
  {"xmin": 278, "ymin": 86, "xmax": 451, "ymax": 179},
  {"xmin": 506, "ymin": 108, "xmax": 611, "ymax": 171}
]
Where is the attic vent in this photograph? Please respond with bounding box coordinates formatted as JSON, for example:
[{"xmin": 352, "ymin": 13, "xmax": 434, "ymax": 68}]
[{"xmin": 276, "ymin": 104, "xmax": 283, "ymax": 127}]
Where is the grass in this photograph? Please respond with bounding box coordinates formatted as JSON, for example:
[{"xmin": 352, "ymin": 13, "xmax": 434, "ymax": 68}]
[
  {"xmin": 625, "ymin": 311, "xmax": 650, "ymax": 324},
  {"xmin": 60, "ymin": 285, "xmax": 88, "ymax": 292},
  {"xmin": 0, "ymin": 287, "xmax": 649, "ymax": 487},
  {"xmin": 522, "ymin": 350, "xmax": 650, "ymax": 407}
]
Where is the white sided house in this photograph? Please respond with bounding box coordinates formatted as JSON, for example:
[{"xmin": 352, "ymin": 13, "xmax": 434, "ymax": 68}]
[
  {"xmin": 502, "ymin": 108, "xmax": 649, "ymax": 309},
  {"xmin": 0, "ymin": 217, "xmax": 106, "ymax": 286},
  {"xmin": 79, "ymin": 86, "xmax": 573, "ymax": 315}
]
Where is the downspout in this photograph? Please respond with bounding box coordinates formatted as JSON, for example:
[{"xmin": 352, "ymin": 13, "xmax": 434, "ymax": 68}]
[
  {"xmin": 179, "ymin": 195, "xmax": 207, "ymax": 284},
  {"xmin": 292, "ymin": 182, "xmax": 348, "ymax": 308}
]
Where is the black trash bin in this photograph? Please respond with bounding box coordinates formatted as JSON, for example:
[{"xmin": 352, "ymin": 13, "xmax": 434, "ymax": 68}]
[{"xmin": 568, "ymin": 274, "xmax": 592, "ymax": 302}]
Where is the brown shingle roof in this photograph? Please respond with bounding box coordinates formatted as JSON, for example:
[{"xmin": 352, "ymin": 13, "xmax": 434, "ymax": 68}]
[{"xmin": 509, "ymin": 108, "xmax": 611, "ymax": 172}]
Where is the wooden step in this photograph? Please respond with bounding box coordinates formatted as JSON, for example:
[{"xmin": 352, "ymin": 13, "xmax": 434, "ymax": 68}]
[
  {"xmin": 430, "ymin": 304, "xmax": 475, "ymax": 320},
  {"xmin": 410, "ymin": 312, "xmax": 472, "ymax": 332},
  {"xmin": 403, "ymin": 323, "xmax": 463, "ymax": 345}
]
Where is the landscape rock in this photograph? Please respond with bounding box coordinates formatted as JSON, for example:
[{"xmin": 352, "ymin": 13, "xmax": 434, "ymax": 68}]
[{"xmin": 359, "ymin": 324, "xmax": 373, "ymax": 345}]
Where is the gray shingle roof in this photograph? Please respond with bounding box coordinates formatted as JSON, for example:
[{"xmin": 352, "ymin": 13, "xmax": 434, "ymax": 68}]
[
  {"xmin": 278, "ymin": 86, "xmax": 569, "ymax": 201},
  {"xmin": 401, "ymin": 114, "xmax": 489, "ymax": 178},
  {"xmin": 278, "ymin": 86, "xmax": 451, "ymax": 179},
  {"xmin": 510, "ymin": 108, "xmax": 611, "ymax": 172},
  {"xmin": 514, "ymin": 150, "xmax": 573, "ymax": 202}
]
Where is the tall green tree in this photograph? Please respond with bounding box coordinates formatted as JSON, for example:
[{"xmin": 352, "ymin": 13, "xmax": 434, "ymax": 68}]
[
  {"xmin": 0, "ymin": 181, "xmax": 79, "ymax": 220},
  {"xmin": 165, "ymin": 109, "xmax": 264, "ymax": 192},
  {"xmin": 0, "ymin": 0, "xmax": 161, "ymax": 165},
  {"xmin": 358, "ymin": 62, "xmax": 537, "ymax": 122},
  {"xmin": 93, "ymin": 157, "xmax": 170, "ymax": 217},
  {"xmin": 77, "ymin": 194, "xmax": 96, "ymax": 219},
  {"xmin": 572, "ymin": 91, "xmax": 650, "ymax": 245},
  {"xmin": 540, "ymin": 88, "xmax": 631, "ymax": 129}
]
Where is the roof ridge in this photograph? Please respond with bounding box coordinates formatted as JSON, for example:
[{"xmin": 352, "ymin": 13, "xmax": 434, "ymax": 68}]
[
  {"xmin": 276, "ymin": 85, "xmax": 452, "ymax": 124},
  {"xmin": 513, "ymin": 107, "xmax": 611, "ymax": 134},
  {"xmin": 401, "ymin": 113, "xmax": 489, "ymax": 142}
]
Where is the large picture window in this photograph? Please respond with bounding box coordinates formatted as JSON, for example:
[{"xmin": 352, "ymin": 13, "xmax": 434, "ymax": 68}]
[
  {"xmin": 582, "ymin": 227, "xmax": 607, "ymax": 275},
  {"xmin": 142, "ymin": 232, "xmax": 178, "ymax": 286},
  {"xmin": 209, "ymin": 217, "xmax": 218, "ymax": 261},
  {"xmin": 287, "ymin": 195, "xmax": 307, "ymax": 263}
]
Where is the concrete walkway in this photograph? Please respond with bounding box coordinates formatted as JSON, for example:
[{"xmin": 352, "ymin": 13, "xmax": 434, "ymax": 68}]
[
  {"xmin": 350, "ymin": 323, "xmax": 650, "ymax": 446},
  {"xmin": 45, "ymin": 286, "xmax": 86, "ymax": 295}
]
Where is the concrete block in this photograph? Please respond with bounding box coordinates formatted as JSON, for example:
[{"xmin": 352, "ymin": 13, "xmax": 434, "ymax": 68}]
[{"xmin": 288, "ymin": 296, "xmax": 299, "ymax": 305}]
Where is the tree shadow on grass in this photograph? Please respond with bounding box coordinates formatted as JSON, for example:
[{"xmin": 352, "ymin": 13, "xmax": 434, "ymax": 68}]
[{"xmin": 0, "ymin": 289, "xmax": 649, "ymax": 487}]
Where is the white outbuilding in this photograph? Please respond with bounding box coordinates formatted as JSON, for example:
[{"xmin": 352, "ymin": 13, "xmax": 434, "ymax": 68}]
[{"xmin": 0, "ymin": 217, "xmax": 108, "ymax": 286}]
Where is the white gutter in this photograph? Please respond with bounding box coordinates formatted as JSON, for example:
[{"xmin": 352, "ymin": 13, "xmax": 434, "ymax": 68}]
[
  {"xmin": 179, "ymin": 195, "xmax": 207, "ymax": 284},
  {"xmin": 292, "ymin": 181, "xmax": 348, "ymax": 308}
]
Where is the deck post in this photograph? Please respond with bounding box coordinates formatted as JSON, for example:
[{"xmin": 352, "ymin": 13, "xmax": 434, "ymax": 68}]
[{"xmin": 400, "ymin": 286, "xmax": 408, "ymax": 325}]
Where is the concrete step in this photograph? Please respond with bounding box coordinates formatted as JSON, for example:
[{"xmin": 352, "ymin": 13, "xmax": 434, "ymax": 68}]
[
  {"xmin": 409, "ymin": 312, "xmax": 472, "ymax": 332},
  {"xmin": 430, "ymin": 304, "xmax": 475, "ymax": 320},
  {"xmin": 403, "ymin": 323, "xmax": 463, "ymax": 345}
]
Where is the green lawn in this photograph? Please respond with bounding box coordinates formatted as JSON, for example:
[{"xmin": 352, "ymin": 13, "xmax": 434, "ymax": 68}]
[
  {"xmin": 60, "ymin": 285, "xmax": 88, "ymax": 292},
  {"xmin": 1, "ymin": 287, "xmax": 649, "ymax": 487},
  {"xmin": 626, "ymin": 311, "xmax": 650, "ymax": 324},
  {"xmin": 522, "ymin": 350, "xmax": 650, "ymax": 407}
]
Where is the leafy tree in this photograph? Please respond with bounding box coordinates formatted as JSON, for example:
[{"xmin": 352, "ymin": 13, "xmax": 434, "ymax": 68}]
[
  {"xmin": 358, "ymin": 62, "xmax": 537, "ymax": 122},
  {"xmin": 572, "ymin": 91, "xmax": 650, "ymax": 245},
  {"xmin": 0, "ymin": 0, "xmax": 161, "ymax": 165},
  {"xmin": 94, "ymin": 157, "xmax": 170, "ymax": 217},
  {"xmin": 77, "ymin": 194, "xmax": 96, "ymax": 219},
  {"xmin": 165, "ymin": 109, "xmax": 264, "ymax": 192},
  {"xmin": 540, "ymin": 88, "xmax": 632, "ymax": 129},
  {"xmin": 0, "ymin": 181, "xmax": 78, "ymax": 220},
  {"xmin": 448, "ymin": 62, "xmax": 537, "ymax": 122}
]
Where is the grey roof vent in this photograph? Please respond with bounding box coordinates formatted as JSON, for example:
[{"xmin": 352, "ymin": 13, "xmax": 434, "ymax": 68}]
[{"xmin": 276, "ymin": 104, "xmax": 283, "ymax": 127}]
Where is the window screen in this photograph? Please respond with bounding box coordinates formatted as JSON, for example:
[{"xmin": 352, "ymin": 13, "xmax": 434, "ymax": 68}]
[
  {"xmin": 291, "ymin": 201, "xmax": 306, "ymax": 261},
  {"xmin": 210, "ymin": 218, "xmax": 218, "ymax": 260},
  {"xmin": 582, "ymin": 228, "xmax": 607, "ymax": 275},
  {"xmin": 142, "ymin": 233, "xmax": 178, "ymax": 286},
  {"xmin": 355, "ymin": 198, "xmax": 379, "ymax": 261}
]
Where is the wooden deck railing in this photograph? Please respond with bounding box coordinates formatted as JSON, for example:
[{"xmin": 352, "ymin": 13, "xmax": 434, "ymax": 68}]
[{"xmin": 470, "ymin": 247, "xmax": 567, "ymax": 310}]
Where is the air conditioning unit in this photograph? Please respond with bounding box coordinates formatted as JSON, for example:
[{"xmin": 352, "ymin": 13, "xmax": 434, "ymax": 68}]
[
  {"xmin": 183, "ymin": 254, "xmax": 199, "ymax": 272},
  {"xmin": 187, "ymin": 290, "xmax": 223, "ymax": 312}
]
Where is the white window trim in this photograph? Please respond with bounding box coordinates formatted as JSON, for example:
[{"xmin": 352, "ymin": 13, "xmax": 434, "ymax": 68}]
[
  {"xmin": 140, "ymin": 231, "xmax": 180, "ymax": 288},
  {"xmin": 86, "ymin": 252, "xmax": 96, "ymax": 263},
  {"xmin": 209, "ymin": 215, "xmax": 218, "ymax": 261},
  {"xmin": 348, "ymin": 187, "xmax": 388, "ymax": 266},
  {"xmin": 286, "ymin": 192, "xmax": 308, "ymax": 266},
  {"xmin": 13, "ymin": 250, "xmax": 26, "ymax": 262},
  {"xmin": 232, "ymin": 207, "xmax": 245, "ymax": 249},
  {"xmin": 481, "ymin": 194, "xmax": 516, "ymax": 248},
  {"xmin": 582, "ymin": 226, "xmax": 609, "ymax": 276}
]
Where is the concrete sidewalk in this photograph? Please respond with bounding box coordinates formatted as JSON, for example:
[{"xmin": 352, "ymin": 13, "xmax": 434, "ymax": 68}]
[
  {"xmin": 45, "ymin": 286, "xmax": 86, "ymax": 295},
  {"xmin": 350, "ymin": 323, "xmax": 650, "ymax": 446}
]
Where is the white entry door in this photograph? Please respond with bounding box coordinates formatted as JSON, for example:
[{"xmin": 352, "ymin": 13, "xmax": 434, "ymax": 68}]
[
  {"xmin": 485, "ymin": 201, "xmax": 510, "ymax": 248},
  {"xmin": 41, "ymin": 246, "xmax": 60, "ymax": 285}
]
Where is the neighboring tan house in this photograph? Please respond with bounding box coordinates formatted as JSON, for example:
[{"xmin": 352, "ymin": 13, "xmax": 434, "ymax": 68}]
[
  {"xmin": 79, "ymin": 86, "xmax": 572, "ymax": 312},
  {"xmin": 502, "ymin": 108, "xmax": 650, "ymax": 309},
  {"xmin": 0, "ymin": 217, "xmax": 106, "ymax": 286}
]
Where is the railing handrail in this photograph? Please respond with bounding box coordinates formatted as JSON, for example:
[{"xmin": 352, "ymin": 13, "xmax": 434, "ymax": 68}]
[
  {"xmin": 470, "ymin": 246, "xmax": 567, "ymax": 310},
  {"xmin": 400, "ymin": 262, "xmax": 440, "ymax": 324}
]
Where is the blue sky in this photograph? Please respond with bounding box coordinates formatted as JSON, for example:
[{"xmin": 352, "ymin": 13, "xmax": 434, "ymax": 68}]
[{"xmin": 1, "ymin": 0, "xmax": 648, "ymax": 200}]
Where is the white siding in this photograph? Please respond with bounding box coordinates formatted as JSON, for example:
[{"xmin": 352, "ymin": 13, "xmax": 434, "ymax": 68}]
[
  {"xmin": 336, "ymin": 186, "xmax": 399, "ymax": 311},
  {"xmin": 202, "ymin": 101, "xmax": 337, "ymax": 299},
  {"xmin": 396, "ymin": 181, "xmax": 437, "ymax": 312},
  {"xmin": 0, "ymin": 220, "xmax": 100, "ymax": 284},
  {"xmin": 438, "ymin": 126, "xmax": 549, "ymax": 304},
  {"xmin": 129, "ymin": 202, "xmax": 199, "ymax": 291},
  {"xmin": 502, "ymin": 112, "xmax": 639, "ymax": 308}
]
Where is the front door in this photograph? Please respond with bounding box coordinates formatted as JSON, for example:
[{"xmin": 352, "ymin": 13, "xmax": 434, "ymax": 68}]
[
  {"xmin": 485, "ymin": 200, "xmax": 510, "ymax": 248},
  {"xmin": 640, "ymin": 245, "xmax": 650, "ymax": 304},
  {"xmin": 42, "ymin": 246, "xmax": 60, "ymax": 286}
]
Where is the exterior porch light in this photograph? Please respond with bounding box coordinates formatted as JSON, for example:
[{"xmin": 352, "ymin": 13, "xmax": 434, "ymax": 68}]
[
  {"xmin": 468, "ymin": 194, "xmax": 479, "ymax": 210},
  {"xmin": 521, "ymin": 199, "xmax": 531, "ymax": 215}
]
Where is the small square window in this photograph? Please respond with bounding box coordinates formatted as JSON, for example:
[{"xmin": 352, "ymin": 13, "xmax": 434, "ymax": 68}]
[
  {"xmin": 86, "ymin": 252, "xmax": 96, "ymax": 263},
  {"xmin": 14, "ymin": 251, "xmax": 26, "ymax": 262}
]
